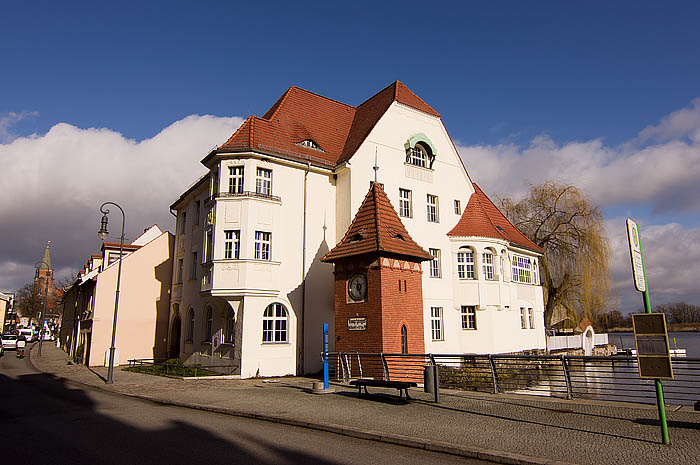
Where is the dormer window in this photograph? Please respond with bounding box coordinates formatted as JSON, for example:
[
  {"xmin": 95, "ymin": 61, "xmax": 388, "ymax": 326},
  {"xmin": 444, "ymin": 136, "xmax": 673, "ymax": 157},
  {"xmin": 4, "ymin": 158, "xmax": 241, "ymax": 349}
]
[
  {"xmin": 297, "ymin": 139, "xmax": 322, "ymax": 151},
  {"xmin": 404, "ymin": 135, "xmax": 436, "ymax": 169}
]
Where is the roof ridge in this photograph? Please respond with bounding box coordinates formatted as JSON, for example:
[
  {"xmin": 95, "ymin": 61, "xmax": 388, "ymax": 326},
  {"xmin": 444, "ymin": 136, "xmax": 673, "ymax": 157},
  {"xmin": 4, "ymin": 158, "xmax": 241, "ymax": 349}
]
[
  {"xmin": 263, "ymin": 87, "xmax": 294, "ymax": 121},
  {"xmin": 372, "ymin": 183, "xmax": 382, "ymax": 251},
  {"xmin": 288, "ymin": 85, "xmax": 356, "ymax": 110}
]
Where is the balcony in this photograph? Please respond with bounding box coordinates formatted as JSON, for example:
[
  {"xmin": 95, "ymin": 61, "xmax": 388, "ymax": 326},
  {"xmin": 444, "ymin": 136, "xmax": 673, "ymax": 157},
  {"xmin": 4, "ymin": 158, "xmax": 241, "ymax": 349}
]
[
  {"xmin": 202, "ymin": 259, "xmax": 281, "ymax": 297},
  {"xmin": 204, "ymin": 191, "xmax": 281, "ymax": 205}
]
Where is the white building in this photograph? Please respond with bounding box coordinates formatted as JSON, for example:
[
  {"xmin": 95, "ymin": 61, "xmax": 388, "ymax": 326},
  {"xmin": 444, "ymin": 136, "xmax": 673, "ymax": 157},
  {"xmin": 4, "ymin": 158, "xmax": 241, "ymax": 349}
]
[{"xmin": 170, "ymin": 81, "xmax": 546, "ymax": 378}]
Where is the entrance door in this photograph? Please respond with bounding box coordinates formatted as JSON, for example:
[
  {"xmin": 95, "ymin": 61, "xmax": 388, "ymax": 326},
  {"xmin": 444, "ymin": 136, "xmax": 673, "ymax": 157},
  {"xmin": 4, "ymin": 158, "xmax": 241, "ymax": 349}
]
[{"xmin": 169, "ymin": 316, "xmax": 181, "ymax": 359}]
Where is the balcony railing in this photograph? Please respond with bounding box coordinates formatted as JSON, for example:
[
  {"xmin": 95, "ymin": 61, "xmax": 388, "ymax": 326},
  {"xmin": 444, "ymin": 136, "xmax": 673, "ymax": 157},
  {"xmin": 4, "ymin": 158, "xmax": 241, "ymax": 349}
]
[{"xmin": 204, "ymin": 191, "xmax": 281, "ymax": 204}]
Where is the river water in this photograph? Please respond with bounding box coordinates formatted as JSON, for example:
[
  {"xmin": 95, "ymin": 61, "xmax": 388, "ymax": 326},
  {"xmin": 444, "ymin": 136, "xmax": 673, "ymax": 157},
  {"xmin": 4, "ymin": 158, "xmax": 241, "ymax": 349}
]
[{"xmin": 609, "ymin": 331, "xmax": 700, "ymax": 357}]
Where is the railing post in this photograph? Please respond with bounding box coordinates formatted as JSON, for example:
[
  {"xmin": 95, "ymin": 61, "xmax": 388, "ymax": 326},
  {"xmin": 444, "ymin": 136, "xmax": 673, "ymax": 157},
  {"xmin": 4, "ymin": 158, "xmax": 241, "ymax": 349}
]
[
  {"xmin": 561, "ymin": 355, "xmax": 573, "ymax": 399},
  {"xmin": 428, "ymin": 353, "xmax": 436, "ymax": 365},
  {"xmin": 488, "ymin": 354, "xmax": 499, "ymax": 394},
  {"xmin": 380, "ymin": 353, "xmax": 390, "ymax": 381},
  {"xmin": 340, "ymin": 352, "xmax": 350, "ymax": 382}
]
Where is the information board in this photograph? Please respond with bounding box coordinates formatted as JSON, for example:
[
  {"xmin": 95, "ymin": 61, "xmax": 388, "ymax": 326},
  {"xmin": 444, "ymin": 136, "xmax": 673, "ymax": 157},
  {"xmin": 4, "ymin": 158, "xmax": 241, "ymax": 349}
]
[
  {"xmin": 632, "ymin": 313, "xmax": 673, "ymax": 380},
  {"xmin": 347, "ymin": 317, "xmax": 367, "ymax": 331}
]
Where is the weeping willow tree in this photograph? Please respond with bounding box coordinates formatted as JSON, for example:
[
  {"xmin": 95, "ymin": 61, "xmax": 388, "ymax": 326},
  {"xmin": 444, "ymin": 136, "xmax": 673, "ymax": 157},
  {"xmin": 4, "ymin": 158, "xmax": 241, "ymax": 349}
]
[{"xmin": 498, "ymin": 182, "xmax": 613, "ymax": 328}]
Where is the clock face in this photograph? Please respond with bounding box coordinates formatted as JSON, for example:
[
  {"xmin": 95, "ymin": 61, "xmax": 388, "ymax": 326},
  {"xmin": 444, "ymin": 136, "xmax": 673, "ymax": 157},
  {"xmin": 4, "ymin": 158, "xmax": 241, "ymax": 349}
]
[{"xmin": 348, "ymin": 274, "xmax": 367, "ymax": 301}]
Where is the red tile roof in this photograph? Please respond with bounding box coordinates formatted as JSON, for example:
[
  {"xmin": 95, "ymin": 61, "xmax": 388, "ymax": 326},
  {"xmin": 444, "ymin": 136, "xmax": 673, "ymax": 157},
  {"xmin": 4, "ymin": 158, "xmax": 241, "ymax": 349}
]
[
  {"xmin": 213, "ymin": 81, "xmax": 440, "ymax": 168},
  {"xmin": 322, "ymin": 182, "xmax": 433, "ymax": 263},
  {"xmin": 448, "ymin": 184, "xmax": 543, "ymax": 253}
]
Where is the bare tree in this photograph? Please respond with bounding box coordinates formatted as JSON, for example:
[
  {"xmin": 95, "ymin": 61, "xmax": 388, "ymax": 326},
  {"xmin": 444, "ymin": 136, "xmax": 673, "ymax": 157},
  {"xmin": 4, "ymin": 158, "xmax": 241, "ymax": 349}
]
[
  {"xmin": 498, "ymin": 182, "xmax": 613, "ymax": 328},
  {"xmin": 14, "ymin": 282, "xmax": 46, "ymax": 322}
]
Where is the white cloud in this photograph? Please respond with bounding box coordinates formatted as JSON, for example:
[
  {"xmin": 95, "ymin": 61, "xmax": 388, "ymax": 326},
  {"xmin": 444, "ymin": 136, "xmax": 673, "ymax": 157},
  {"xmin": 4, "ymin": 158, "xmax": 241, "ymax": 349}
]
[
  {"xmin": 455, "ymin": 98, "xmax": 700, "ymax": 309},
  {"xmin": 0, "ymin": 115, "xmax": 244, "ymax": 292},
  {"xmin": 607, "ymin": 218, "xmax": 700, "ymax": 310},
  {"xmin": 0, "ymin": 111, "xmax": 39, "ymax": 143}
]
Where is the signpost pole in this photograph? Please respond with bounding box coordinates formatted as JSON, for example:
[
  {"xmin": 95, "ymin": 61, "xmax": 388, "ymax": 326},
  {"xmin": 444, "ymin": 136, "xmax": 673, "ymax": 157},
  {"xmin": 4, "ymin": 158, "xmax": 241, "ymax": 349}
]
[
  {"xmin": 637, "ymin": 230, "xmax": 670, "ymax": 445},
  {"xmin": 323, "ymin": 323, "xmax": 329, "ymax": 390}
]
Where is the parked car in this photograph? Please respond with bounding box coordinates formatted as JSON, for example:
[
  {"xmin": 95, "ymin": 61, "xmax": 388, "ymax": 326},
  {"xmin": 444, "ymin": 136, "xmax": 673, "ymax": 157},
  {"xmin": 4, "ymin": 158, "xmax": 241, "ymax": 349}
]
[
  {"xmin": 19, "ymin": 328, "xmax": 34, "ymax": 341},
  {"xmin": 1, "ymin": 334, "xmax": 18, "ymax": 350}
]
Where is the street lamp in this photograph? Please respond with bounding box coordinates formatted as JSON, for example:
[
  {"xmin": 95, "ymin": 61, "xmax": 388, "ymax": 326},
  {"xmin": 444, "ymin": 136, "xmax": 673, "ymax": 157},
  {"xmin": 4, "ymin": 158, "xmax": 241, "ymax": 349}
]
[
  {"xmin": 98, "ymin": 202, "xmax": 125, "ymax": 384},
  {"xmin": 34, "ymin": 260, "xmax": 50, "ymax": 357}
]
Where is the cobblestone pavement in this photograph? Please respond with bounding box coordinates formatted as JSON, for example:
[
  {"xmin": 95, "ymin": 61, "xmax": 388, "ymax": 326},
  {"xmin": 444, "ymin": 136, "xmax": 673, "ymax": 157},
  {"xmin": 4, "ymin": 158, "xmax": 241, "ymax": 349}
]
[{"xmin": 29, "ymin": 344, "xmax": 700, "ymax": 465}]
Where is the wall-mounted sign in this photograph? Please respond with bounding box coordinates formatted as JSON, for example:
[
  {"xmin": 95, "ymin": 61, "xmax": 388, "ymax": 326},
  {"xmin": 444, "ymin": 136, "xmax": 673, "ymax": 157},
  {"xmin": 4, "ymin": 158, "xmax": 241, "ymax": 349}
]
[
  {"xmin": 632, "ymin": 313, "xmax": 673, "ymax": 380},
  {"xmin": 626, "ymin": 219, "xmax": 646, "ymax": 292},
  {"xmin": 347, "ymin": 317, "xmax": 367, "ymax": 331}
]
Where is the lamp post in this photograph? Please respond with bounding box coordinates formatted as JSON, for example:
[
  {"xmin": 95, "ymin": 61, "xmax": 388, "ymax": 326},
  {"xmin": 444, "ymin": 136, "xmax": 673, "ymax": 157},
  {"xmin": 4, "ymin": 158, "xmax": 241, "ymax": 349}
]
[
  {"xmin": 98, "ymin": 202, "xmax": 125, "ymax": 384},
  {"xmin": 35, "ymin": 260, "xmax": 50, "ymax": 357}
]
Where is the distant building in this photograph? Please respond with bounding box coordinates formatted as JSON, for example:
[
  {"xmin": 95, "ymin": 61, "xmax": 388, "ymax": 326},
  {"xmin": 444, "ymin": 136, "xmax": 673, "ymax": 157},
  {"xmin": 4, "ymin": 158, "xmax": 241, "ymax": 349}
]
[
  {"xmin": 170, "ymin": 81, "xmax": 546, "ymax": 378},
  {"xmin": 0, "ymin": 291, "xmax": 15, "ymax": 333},
  {"xmin": 60, "ymin": 226, "xmax": 173, "ymax": 366}
]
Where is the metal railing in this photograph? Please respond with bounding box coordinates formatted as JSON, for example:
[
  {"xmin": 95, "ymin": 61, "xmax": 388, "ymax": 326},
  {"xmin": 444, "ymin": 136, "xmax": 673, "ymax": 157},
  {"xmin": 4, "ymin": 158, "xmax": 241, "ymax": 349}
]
[
  {"xmin": 204, "ymin": 191, "xmax": 281, "ymax": 204},
  {"xmin": 326, "ymin": 352, "xmax": 700, "ymax": 406},
  {"xmin": 127, "ymin": 358, "xmax": 238, "ymax": 377}
]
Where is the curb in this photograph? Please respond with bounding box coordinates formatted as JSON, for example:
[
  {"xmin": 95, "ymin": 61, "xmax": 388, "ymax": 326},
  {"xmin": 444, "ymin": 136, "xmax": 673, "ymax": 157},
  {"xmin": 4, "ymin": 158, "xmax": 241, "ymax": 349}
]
[{"xmin": 28, "ymin": 346, "xmax": 574, "ymax": 465}]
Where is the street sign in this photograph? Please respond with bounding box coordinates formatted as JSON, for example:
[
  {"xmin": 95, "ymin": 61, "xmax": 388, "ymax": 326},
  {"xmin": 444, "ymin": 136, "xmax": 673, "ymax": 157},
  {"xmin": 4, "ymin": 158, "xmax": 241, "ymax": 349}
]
[
  {"xmin": 632, "ymin": 313, "xmax": 673, "ymax": 380},
  {"xmin": 347, "ymin": 317, "xmax": 367, "ymax": 331},
  {"xmin": 626, "ymin": 219, "xmax": 646, "ymax": 292}
]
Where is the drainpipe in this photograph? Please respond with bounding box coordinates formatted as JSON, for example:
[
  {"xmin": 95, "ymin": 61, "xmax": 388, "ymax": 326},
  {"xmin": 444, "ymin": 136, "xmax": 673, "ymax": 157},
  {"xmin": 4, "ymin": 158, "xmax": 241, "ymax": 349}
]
[{"xmin": 299, "ymin": 161, "xmax": 310, "ymax": 375}]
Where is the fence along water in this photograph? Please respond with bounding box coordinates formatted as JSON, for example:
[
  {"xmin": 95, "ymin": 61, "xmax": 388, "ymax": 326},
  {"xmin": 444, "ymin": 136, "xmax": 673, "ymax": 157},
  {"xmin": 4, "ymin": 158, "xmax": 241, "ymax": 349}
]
[{"xmin": 328, "ymin": 352, "xmax": 700, "ymax": 406}]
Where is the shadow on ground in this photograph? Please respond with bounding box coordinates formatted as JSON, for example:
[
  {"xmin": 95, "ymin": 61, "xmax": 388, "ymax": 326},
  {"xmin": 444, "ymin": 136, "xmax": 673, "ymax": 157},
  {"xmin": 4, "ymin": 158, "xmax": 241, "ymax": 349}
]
[{"xmin": 0, "ymin": 372, "xmax": 348, "ymax": 465}]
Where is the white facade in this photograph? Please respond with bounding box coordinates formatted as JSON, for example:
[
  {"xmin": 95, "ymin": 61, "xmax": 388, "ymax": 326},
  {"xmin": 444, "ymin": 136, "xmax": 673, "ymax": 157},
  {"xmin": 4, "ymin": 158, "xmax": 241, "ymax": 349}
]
[{"xmin": 170, "ymin": 86, "xmax": 546, "ymax": 378}]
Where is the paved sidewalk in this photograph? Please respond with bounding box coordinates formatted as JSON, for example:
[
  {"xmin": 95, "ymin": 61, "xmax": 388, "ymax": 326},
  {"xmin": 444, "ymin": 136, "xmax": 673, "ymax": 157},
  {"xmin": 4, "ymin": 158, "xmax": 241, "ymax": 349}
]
[{"xmin": 30, "ymin": 344, "xmax": 699, "ymax": 465}]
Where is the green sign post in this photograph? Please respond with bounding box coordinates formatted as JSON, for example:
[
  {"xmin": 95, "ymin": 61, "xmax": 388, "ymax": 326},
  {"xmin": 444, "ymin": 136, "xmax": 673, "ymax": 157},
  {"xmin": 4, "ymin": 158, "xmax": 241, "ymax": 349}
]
[{"xmin": 626, "ymin": 219, "xmax": 670, "ymax": 445}]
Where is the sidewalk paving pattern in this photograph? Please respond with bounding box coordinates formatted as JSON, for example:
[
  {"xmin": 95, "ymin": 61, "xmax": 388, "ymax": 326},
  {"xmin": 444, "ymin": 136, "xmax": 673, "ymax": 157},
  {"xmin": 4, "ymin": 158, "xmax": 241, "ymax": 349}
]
[{"xmin": 30, "ymin": 345, "xmax": 699, "ymax": 465}]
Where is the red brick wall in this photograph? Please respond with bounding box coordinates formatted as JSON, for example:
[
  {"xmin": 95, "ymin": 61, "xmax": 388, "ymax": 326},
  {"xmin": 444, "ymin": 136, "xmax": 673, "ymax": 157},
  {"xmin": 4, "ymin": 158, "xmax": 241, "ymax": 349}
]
[{"xmin": 332, "ymin": 256, "xmax": 425, "ymax": 358}]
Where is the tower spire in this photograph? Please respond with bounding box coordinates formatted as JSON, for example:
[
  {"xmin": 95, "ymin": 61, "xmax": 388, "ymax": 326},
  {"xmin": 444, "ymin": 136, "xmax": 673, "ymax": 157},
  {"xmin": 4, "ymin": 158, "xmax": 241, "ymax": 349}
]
[
  {"xmin": 39, "ymin": 240, "xmax": 52, "ymax": 270},
  {"xmin": 373, "ymin": 147, "xmax": 379, "ymax": 183}
]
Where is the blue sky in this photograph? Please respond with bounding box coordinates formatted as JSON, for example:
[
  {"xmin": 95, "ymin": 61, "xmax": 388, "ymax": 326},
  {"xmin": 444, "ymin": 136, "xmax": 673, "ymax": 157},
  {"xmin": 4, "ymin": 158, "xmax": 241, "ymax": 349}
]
[{"xmin": 1, "ymin": 1, "xmax": 699, "ymax": 310}]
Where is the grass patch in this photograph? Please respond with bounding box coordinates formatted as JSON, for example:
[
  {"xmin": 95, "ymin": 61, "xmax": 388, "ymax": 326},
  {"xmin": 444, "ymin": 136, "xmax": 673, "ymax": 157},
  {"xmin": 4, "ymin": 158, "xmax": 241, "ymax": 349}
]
[{"xmin": 124, "ymin": 358, "xmax": 223, "ymax": 378}]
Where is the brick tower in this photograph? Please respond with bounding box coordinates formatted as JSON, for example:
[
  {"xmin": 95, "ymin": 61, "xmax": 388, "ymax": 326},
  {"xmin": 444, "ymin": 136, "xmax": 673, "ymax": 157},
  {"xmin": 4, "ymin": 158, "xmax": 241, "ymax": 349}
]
[{"xmin": 322, "ymin": 182, "xmax": 432, "ymax": 360}]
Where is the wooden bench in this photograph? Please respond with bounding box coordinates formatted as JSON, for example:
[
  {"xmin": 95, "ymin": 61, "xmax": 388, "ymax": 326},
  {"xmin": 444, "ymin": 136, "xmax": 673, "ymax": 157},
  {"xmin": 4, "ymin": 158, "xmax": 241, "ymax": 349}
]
[{"xmin": 349, "ymin": 379, "xmax": 418, "ymax": 401}]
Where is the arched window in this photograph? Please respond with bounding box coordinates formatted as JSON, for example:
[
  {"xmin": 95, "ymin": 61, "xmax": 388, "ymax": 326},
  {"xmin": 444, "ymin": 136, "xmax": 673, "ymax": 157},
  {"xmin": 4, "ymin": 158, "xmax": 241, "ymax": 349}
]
[
  {"xmin": 262, "ymin": 303, "xmax": 288, "ymax": 343},
  {"xmin": 186, "ymin": 308, "xmax": 195, "ymax": 341},
  {"xmin": 457, "ymin": 247, "xmax": 475, "ymax": 279},
  {"xmin": 482, "ymin": 250, "xmax": 494, "ymax": 280},
  {"xmin": 205, "ymin": 306, "xmax": 213, "ymax": 341},
  {"xmin": 404, "ymin": 135, "xmax": 437, "ymax": 168},
  {"xmin": 225, "ymin": 308, "xmax": 235, "ymax": 343},
  {"xmin": 400, "ymin": 325, "xmax": 408, "ymax": 354}
]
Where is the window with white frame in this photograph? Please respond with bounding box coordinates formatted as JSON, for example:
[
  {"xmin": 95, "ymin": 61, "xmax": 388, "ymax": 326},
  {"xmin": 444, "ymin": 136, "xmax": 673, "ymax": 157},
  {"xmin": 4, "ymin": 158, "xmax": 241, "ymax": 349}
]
[
  {"xmin": 190, "ymin": 252, "xmax": 197, "ymax": 280},
  {"xmin": 512, "ymin": 255, "xmax": 532, "ymax": 284},
  {"xmin": 256, "ymin": 167, "xmax": 272, "ymax": 196},
  {"xmin": 407, "ymin": 144, "xmax": 427, "ymax": 167},
  {"xmin": 228, "ymin": 166, "xmax": 244, "ymax": 194},
  {"xmin": 262, "ymin": 303, "xmax": 288, "ymax": 343},
  {"xmin": 454, "ymin": 199, "xmax": 461, "ymax": 215},
  {"xmin": 429, "ymin": 248, "xmax": 441, "ymax": 278},
  {"xmin": 186, "ymin": 308, "xmax": 195, "ymax": 341},
  {"xmin": 482, "ymin": 251, "xmax": 494, "ymax": 280},
  {"xmin": 225, "ymin": 308, "xmax": 235, "ymax": 343},
  {"xmin": 457, "ymin": 248, "xmax": 475, "ymax": 279},
  {"xmin": 205, "ymin": 306, "xmax": 213, "ymax": 341},
  {"xmin": 254, "ymin": 231, "xmax": 271, "ymax": 260},
  {"xmin": 224, "ymin": 230, "xmax": 240, "ymax": 259},
  {"xmin": 426, "ymin": 194, "xmax": 439, "ymax": 222},
  {"xmin": 399, "ymin": 188, "xmax": 412, "ymax": 218},
  {"xmin": 520, "ymin": 307, "xmax": 528, "ymax": 329},
  {"xmin": 528, "ymin": 308, "xmax": 535, "ymax": 329},
  {"xmin": 431, "ymin": 307, "xmax": 443, "ymax": 341},
  {"xmin": 461, "ymin": 306, "xmax": 477, "ymax": 330},
  {"xmin": 532, "ymin": 261, "xmax": 539, "ymax": 285}
]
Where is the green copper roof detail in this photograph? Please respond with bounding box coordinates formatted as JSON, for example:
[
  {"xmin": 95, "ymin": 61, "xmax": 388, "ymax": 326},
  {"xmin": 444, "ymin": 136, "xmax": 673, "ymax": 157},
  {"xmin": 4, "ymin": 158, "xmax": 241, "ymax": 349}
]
[{"xmin": 39, "ymin": 241, "xmax": 52, "ymax": 270}]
